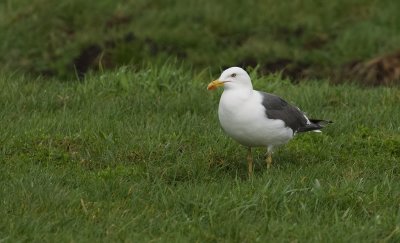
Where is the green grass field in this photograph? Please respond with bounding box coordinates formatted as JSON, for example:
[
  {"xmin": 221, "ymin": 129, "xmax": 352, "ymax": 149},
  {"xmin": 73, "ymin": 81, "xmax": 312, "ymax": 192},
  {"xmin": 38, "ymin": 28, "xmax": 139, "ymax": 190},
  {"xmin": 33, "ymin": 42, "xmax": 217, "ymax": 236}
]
[
  {"xmin": 1, "ymin": 0, "xmax": 400, "ymax": 241},
  {"xmin": 1, "ymin": 66, "xmax": 399, "ymax": 242},
  {"xmin": 2, "ymin": 0, "xmax": 400, "ymax": 79}
]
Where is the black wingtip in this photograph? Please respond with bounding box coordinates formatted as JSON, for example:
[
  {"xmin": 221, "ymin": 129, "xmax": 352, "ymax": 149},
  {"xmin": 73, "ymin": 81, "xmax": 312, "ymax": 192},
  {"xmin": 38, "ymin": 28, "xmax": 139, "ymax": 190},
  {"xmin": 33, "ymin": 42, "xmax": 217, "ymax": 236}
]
[{"xmin": 310, "ymin": 119, "xmax": 333, "ymax": 126}]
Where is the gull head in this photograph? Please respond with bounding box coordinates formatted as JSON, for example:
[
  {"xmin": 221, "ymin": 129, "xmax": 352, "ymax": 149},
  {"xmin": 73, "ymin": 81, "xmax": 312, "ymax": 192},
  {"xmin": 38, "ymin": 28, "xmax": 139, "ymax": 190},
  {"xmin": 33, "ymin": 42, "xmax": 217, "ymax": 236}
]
[{"xmin": 207, "ymin": 67, "xmax": 253, "ymax": 91}]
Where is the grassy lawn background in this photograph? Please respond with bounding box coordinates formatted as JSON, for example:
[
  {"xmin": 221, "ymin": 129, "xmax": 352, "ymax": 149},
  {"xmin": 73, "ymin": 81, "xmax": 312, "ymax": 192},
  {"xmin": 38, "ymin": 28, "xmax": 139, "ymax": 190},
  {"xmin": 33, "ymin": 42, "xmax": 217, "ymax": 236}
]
[
  {"xmin": 1, "ymin": 0, "xmax": 400, "ymax": 79},
  {"xmin": 1, "ymin": 0, "xmax": 400, "ymax": 241},
  {"xmin": 1, "ymin": 66, "xmax": 399, "ymax": 242}
]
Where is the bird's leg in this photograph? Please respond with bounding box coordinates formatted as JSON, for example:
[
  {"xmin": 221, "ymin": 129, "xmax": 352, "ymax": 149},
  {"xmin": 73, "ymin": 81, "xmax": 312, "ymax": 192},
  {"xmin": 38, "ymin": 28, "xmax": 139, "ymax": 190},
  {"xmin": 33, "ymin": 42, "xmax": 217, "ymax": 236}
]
[
  {"xmin": 266, "ymin": 152, "xmax": 272, "ymax": 169},
  {"xmin": 266, "ymin": 146, "xmax": 273, "ymax": 169},
  {"xmin": 247, "ymin": 147, "xmax": 253, "ymax": 177}
]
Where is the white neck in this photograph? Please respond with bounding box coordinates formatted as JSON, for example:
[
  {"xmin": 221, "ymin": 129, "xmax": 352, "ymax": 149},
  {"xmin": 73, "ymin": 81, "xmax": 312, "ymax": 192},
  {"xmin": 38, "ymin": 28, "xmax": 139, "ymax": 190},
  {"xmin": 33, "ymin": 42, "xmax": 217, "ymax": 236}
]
[{"xmin": 221, "ymin": 88, "xmax": 253, "ymax": 102}]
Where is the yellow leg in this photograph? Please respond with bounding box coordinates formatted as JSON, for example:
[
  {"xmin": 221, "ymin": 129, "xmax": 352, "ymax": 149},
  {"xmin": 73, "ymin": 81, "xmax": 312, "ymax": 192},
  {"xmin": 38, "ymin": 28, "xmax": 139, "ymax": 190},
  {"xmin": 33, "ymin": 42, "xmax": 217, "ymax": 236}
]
[
  {"xmin": 247, "ymin": 147, "xmax": 253, "ymax": 177},
  {"xmin": 266, "ymin": 152, "xmax": 272, "ymax": 169}
]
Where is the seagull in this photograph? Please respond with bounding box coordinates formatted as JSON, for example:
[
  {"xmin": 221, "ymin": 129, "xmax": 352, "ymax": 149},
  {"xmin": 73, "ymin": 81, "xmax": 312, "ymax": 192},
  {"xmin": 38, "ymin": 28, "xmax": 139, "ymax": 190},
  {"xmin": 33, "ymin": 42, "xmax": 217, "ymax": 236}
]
[{"xmin": 207, "ymin": 67, "xmax": 331, "ymax": 176}]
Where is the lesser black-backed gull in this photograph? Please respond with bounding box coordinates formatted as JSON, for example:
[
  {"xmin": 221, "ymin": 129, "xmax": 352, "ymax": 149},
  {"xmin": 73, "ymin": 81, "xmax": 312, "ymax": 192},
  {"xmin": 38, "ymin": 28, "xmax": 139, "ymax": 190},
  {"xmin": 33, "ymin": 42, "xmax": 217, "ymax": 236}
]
[{"xmin": 207, "ymin": 67, "xmax": 331, "ymax": 176}]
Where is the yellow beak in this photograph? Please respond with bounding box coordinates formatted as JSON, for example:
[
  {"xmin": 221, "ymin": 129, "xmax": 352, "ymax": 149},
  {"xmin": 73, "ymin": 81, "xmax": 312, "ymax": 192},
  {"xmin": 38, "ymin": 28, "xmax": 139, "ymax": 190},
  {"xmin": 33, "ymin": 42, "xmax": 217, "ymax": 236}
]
[{"xmin": 207, "ymin": 80, "xmax": 225, "ymax": 90}]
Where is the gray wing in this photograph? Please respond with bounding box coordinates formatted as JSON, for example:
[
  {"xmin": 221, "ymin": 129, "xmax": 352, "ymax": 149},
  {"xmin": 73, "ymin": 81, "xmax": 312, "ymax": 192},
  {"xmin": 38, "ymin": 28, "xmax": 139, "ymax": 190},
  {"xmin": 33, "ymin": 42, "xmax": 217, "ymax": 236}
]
[{"xmin": 260, "ymin": 92, "xmax": 322, "ymax": 133}]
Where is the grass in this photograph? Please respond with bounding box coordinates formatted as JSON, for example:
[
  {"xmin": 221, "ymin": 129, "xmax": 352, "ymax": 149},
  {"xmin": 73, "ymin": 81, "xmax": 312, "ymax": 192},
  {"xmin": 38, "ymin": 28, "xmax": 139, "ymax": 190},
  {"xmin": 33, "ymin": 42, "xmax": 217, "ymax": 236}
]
[
  {"xmin": 1, "ymin": 65, "xmax": 400, "ymax": 242},
  {"xmin": 1, "ymin": 0, "xmax": 400, "ymax": 78},
  {"xmin": 1, "ymin": 0, "xmax": 399, "ymax": 241}
]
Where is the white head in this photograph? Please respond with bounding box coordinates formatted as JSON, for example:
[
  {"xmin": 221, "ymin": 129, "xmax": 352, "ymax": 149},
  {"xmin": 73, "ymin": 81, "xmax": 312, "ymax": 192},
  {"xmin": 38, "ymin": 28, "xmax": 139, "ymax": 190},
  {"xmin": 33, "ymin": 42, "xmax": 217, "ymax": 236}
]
[{"xmin": 207, "ymin": 67, "xmax": 253, "ymax": 91}]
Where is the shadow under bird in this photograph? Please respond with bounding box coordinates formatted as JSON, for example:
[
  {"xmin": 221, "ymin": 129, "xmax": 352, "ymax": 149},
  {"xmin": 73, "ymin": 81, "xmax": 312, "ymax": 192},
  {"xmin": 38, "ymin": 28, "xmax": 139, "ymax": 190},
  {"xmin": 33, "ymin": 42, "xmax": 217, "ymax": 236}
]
[{"xmin": 207, "ymin": 67, "xmax": 332, "ymax": 176}]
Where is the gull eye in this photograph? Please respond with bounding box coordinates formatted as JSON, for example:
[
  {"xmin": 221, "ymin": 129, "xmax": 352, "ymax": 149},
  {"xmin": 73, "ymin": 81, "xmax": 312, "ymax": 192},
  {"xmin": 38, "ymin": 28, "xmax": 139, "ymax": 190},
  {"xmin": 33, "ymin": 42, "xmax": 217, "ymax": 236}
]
[{"xmin": 231, "ymin": 73, "xmax": 236, "ymax": 77}]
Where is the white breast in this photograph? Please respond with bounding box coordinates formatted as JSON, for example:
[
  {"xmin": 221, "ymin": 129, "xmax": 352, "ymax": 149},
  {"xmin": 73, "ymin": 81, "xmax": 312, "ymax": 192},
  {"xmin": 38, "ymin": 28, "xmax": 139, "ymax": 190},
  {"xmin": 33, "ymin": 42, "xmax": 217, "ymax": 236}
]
[{"xmin": 218, "ymin": 90, "xmax": 293, "ymax": 147}]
